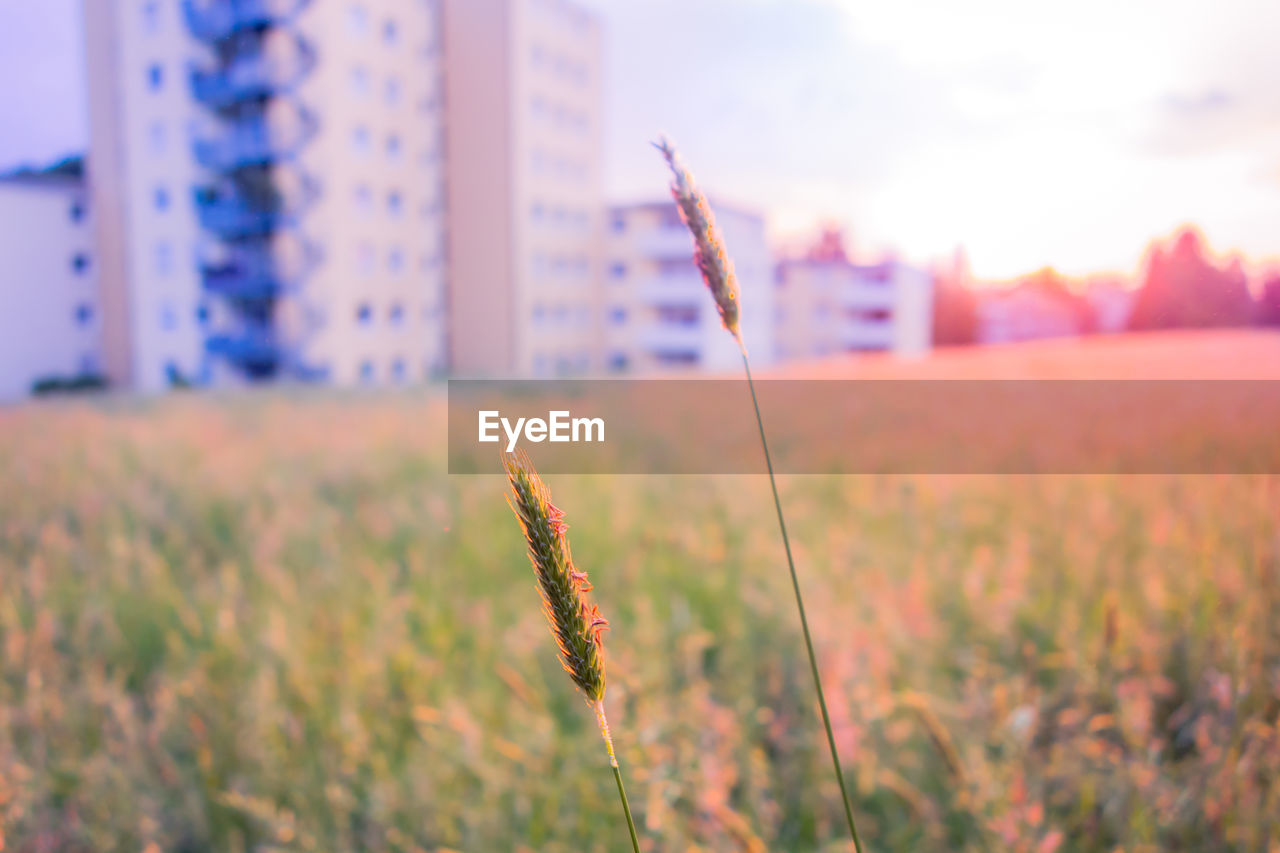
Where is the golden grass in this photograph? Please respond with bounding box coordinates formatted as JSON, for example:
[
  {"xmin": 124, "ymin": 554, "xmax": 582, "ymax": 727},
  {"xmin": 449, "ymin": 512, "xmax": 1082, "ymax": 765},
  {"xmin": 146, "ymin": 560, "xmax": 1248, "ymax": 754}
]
[{"xmin": 1, "ymin": 333, "xmax": 1278, "ymax": 851}]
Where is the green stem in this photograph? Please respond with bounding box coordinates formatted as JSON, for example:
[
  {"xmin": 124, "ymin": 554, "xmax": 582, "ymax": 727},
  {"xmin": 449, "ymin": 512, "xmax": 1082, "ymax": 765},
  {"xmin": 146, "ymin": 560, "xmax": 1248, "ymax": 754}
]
[
  {"xmin": 596, "ymin": 701, "xmax": 641, "ymax": 852},
  {"xmin": 741, "ymin": 346, "xmax": 865, "ymax": 853}
]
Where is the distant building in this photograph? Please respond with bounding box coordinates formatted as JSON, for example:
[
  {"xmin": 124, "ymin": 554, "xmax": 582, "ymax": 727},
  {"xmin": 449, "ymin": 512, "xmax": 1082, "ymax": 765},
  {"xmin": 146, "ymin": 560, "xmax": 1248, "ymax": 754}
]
[
  {"xmin": 976, "ymin": 269, "xmax": 1095, "ymax": 344},
  {"xmin": 603, "ymin": 200, "xmax": 774, "ymax": 373},
  {"xmin": 775, "ymin": 229, "xmax": 933, "ymax": 361},
  {"xmin": 443, "ymin": 0, "xmax": 604, "ymax": 377},
  {"xmin": 0, "ymin": 158, "xmax": 101, "ymax": 400},
  {"xmin": 82, "ymin": 0, "xmax": 449, "ymax": 390},
  {"xmin": 1084, "ymin": 278, "xmax": 1135, "ymax": 334},
  {"xmin": 71, "ymin": 0, "xmax": 603, "ymax": 393}
]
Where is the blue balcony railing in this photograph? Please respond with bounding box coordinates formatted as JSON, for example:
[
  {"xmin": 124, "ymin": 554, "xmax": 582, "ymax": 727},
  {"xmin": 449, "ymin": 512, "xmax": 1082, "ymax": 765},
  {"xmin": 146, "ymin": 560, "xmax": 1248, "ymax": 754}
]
[
  {"xmin": 206, "ymin": 327, "xmax": 281, "ymax": 372},
  {"xmin": 190, "ymin": 40, "xmax": 316, "ymax": 108},
  {"xmin": 195, "ymin": 193, "xmax": 285, "ymax": 238},
  {"xmin": 183, "ymin": 0, "xmax": 310, "ymax": 44},
  {"xmin": 193, "ymin": 110, "xmax": 318, "ymax": 171}
]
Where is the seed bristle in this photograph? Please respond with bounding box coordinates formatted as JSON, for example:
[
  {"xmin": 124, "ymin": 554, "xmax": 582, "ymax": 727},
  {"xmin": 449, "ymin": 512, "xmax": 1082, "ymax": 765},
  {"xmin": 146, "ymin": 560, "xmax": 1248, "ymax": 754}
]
[
  {"xmin": 503, "ymin": 449, "xmax": 608, "ymax": 703},
  {"xmin": 653, "ymin": 135, "xmax": 742, "ymax": 341}
]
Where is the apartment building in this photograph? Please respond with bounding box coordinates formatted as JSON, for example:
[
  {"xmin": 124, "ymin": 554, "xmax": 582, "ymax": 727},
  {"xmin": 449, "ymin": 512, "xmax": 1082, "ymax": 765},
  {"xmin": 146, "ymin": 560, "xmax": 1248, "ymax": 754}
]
[
  {"xmin": 603, "ymin": 200, "xmax": 775, "ymax": 373},
  {"xmin": 443, "ymin": 0, "xmax": 604, "ymax": 377},
  {"xmin": 0, "ymin": 159, "xmax": 101, "ymax": 400},
  {"xmin": 82, "ymin": 0, "xmax": 450, "ymax": 390},
  {"xmin": 83, "ymin": 0, "xmax": 207, "ymax": 392},
  {"xmin": 775, "ymin": 229, "xmax": 933, "ymax": 361}
]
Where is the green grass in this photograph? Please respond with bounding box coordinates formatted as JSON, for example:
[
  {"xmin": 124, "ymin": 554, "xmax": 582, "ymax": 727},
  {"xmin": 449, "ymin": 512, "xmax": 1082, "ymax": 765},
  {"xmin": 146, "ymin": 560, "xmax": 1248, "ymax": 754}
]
[{"xmin": 1, "ymin": 392, "xmax": 1277, "ymax": 851}]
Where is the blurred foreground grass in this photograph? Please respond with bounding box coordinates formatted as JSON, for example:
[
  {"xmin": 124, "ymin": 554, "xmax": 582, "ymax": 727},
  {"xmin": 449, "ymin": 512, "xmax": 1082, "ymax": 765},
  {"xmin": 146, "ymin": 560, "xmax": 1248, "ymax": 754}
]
[{"xmin": 1, "ymin": 390, "xmax": 1278, "ymax": 851}]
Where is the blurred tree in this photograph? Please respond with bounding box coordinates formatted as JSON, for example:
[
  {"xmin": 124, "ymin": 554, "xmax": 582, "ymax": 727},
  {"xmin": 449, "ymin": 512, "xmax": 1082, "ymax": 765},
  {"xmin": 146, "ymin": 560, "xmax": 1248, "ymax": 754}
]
[
  {"xmin": 931, "ymin": 248, "xmax": 978, "ymax": 345},
  {"xmin": 1128, "ymin": 227, "xmax": 1255, "ymax": 330},
  {"xmin": 1257, "ymin": 274, "xmax": 1280, "ymax": 327}
]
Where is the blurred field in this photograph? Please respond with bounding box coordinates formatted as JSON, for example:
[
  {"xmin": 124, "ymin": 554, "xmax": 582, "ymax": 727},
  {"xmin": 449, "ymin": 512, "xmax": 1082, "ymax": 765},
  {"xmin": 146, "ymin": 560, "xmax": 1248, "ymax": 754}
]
[{"xmin": 2, "ymin": 331, "xmax": 1279, "ymax": 851}]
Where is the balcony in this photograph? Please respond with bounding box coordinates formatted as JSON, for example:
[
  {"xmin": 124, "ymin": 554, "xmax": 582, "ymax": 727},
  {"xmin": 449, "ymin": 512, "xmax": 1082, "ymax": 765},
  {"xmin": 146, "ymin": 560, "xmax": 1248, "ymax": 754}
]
[
  {"xmin": 184, "ymin": 0, "xmax": 310, "ymax": 44},
  {"xmin": 190, "ymin": 38, "xmax": 316, "ymax": 108},
  {"xmin": 636, "ymin": 322, "xmax": 704, "ymax": 352},
  {"xmin": 207, "ymin": 326, "xmax": 281, "ymax": 375},
  {"xmin": 193, "ymin": 109, "xmax": 318, "ymax": 171},
  {"xmin": 201, "ymin": 240, "xmax": 319, "ymax": 299},
  {"xmin": 195, "ymin": 193, "xmax": 286, "ymax": 238}
]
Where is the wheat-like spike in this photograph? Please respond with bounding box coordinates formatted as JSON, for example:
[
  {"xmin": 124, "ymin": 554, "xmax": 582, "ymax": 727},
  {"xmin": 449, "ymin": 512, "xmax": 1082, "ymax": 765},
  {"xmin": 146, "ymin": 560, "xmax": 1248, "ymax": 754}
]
[
  {"xmin": 502, "ymin": 450, "xmax": 640, "ymax": 851},
  {"xmin": 503, "ymin": 449, "xmax": 608, "ymax": 702},
  {"xmin": 653, "ymin": 137, "xmax": 866, "ymax": 852},
  {"xmin": 653, "ymin": 135, "xmax": 742, "ymax": 342}
]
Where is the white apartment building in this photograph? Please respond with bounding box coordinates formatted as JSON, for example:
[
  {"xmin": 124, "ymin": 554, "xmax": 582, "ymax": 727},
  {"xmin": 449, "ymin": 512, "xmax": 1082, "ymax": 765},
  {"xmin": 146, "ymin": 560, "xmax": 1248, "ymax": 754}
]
[
  {"xmin": 603, "ymin": 200, "xmax": 775, "ymax": 373},
  {"xmin": 775, "ymin": 231, "xmax": 933, "ymax": 361},
  {"xmin": 82, "ymin": 0, "xmax": 449, "ymax": 390},
  {"xmin": 443, "ymin": 0, "xmax": 604, "ymax": 377},
  {"xmin": 0, "ymin": 160, "xmax": 101, "ymax": 400}
]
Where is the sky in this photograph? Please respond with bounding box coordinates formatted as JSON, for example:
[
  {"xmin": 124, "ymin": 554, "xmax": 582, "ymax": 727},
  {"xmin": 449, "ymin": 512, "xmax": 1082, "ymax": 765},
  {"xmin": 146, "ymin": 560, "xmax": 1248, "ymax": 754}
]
[{"xmin": 3, "ymin": 0, "xmax": 1278, "ymax": 280}]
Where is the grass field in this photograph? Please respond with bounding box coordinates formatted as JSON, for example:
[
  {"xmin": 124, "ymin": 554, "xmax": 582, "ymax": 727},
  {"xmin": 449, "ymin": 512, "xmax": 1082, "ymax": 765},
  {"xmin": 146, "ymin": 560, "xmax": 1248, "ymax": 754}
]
[{"xmin": 2, "ymin": 332, "xmax": 1278, "ymax": 851}]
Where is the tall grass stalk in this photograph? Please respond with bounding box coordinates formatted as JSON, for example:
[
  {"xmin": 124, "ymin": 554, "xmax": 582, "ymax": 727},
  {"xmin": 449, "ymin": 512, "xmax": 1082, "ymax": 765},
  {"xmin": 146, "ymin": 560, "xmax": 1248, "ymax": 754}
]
[
  {"xmin": 502, "ymin": 450, "xmax": 641, "ymax": 852},
  {"xmin": 656, "ymin": 137, "xmax": 865, "ymax": 852}
]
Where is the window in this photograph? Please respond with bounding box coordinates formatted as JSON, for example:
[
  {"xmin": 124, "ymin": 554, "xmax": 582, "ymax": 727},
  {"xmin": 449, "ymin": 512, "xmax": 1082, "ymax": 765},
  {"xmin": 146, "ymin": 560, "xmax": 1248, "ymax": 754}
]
[
  {"xmin": 159, "ymin": 303, "xmax": 178, "ymax": 331},
  {"xmin": 359, "ymin": 360, "xmax": 375, "ymax": 382},
  {"xmin": 389, "ymin": 302, "xmax": 404, "ymax": 325},
  {"xmin": 155, "ymin": 243, "xmax": 173, "ymax": 275},
  {"xmin": 657, "ymin": 304, "xmax": 699, "ymax": 326},
  {"xmin": 69, "ymin": 200, "xmax": 86, "ymax": 223},
  {"xmin": 609, "ymin": 262, "xmax": 626, "ymax": 279},
  {"xmin": 147, "ymin": 63, "xmax": 163, "ymax": 91},
  {"xmin": 356, "ymin": 302, "xmax": 373, "ymax": 325},
  {"xmin": 354, "ymin": 185, "xmax": 372, "ymax": 215},
  {"xmin": 385, "ymin": 77, "xmax": 401, "ymax": 105},
  {"xmin": 347, "ymin": 4, "xmax": 368, "ymax": 35},
  {"xmin": 74, "ymin": 303, "xmax": 94, "ymax": 326},
  {"xmin": 196, "ymin": 303, "xmax": 210, "ymax": 325},
  {"xmin": 391, "ymin": 358, "xmax": 406, "ymax": 382},
  {"xmin": 383, "ymin": 19, "xmax": 398, "ymax": 44},
  {"xmin": 388, "ymin": 247, "xmax": 404, "ymax": 273},
  {"xmin": 387, "ymin": 191, "xmax": 403, "ymax": 216},
  {"xmin": 357, "ymin": 243, "xmax": 374, "ymax": 274},
  {"xmin": 154, "ymin": 186, "xmax": 170, "ymax": 211},
  {"xmin": 147, "ymin": 121, "xmax": 166, "ymax": 154},
  {"xmin": 351, "ymin": 126, "xmax": 371, "ymax": 156},
  {"xmin": 611, "ymin": 214, "xmax": 626, "ymax": 232},
  {"xmin": 350, "ymin": 66, "xmax": 370, "ymax": 97},
  {"xmin": 386, "ymin": 134, "xmax": 402, "ymax": 161},
  {"xmin": 608, "ymin": 352, "xmax": 628, "ymax": 372},
  {"xmin": 71, "ymin": 253, "xmax": 90, "ymax": 275},
  {"xmin": 142, "ymin": 1, "xmax": 159, "ymax": 32},
  {"xmin": 608, "ymin": 306, "xmax": 626, "ymax": 325}
]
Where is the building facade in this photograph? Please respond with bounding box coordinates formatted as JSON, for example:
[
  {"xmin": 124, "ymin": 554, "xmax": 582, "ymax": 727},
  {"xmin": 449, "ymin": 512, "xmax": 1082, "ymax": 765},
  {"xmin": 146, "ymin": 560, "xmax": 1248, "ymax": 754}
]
[
  {"xmin": 603, "ymin": 200, "xmax": 775, "ymax": 373},
  {"xmin": 0, "ymin": 161, "xmax": 101, "ymax": 400},
  {"xmin": 443, "ymin": 0, "xmax": 604, "ymax": 377},
  {"xmin": 775, "ymin": 230, "xmax": 933, "ymax": 361},
  {"xmin": 80, "ymin": 0, "xmax": 453, "ymax": 391}
]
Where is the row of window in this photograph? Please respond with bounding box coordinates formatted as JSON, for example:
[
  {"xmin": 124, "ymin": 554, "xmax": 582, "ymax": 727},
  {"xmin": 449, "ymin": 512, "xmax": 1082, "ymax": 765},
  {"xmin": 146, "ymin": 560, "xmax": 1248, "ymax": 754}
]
[
  {"xmin": 350, "ymin": 127, "xmax": 441, "ymax": 166},
  {"xmin": 531, "ymin": 351, "xmax": 592, "ymax": 375},
  {"xmin": 531, "ymin": 148, "xmax": 591, "ymax": 182},
  {"xmin": 355, "ymin": 357, "xmax": 441, "ymax": 384},
  {"xmin": 530, "ymin": 303, "xmax": 592, "ymax": 327},
  {"xmin": 349, "ymin": 66, "xmax": 439, "ymax": 106},
  {"xmin": 354, "ymin": 246, "xmax": 446, "ymax": 276},
  {"xmin": 531, "ymin": 253, "xmax": 591, "ymax": 279},
  {"xmin": 530, "ymin": 202, "xmax": 592, "ymax": 230},
  {"xmin": 529, "ymin": 96, "xmax": 591, "ymax": 134},
  {"xmin": 529, "ymin": 43, "xmax": 591, "ymax": 86},
  {"xmin": 354, "ymin": 302, "xmax": 444, "ymax": 327}
]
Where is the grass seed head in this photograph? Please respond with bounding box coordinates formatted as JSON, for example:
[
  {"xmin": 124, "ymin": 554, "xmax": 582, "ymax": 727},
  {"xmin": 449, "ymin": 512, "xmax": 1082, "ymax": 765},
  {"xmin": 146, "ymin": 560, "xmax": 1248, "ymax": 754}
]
[
  {"xmin": 502, "ymin": 449, "xmax": 608, "ymax": 703},
  {"xmin": 654, "ymin": 136, "xmax": 742, "ymax": 341}
]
